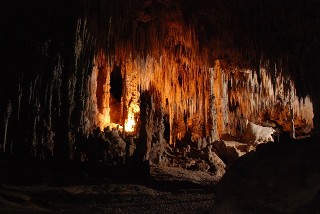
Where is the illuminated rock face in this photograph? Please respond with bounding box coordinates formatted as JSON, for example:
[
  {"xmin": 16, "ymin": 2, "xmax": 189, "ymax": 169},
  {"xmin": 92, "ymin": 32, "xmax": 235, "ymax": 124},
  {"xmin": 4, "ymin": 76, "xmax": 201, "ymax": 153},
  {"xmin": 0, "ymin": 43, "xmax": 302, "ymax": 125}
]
[
  {"xmin": 89, "ymin": 52, "xmax": 313, "ymax": 144},
  {"xmin": 0, "ymin": 0, "xmax": 317, "ymax": 161},
  {"xmin": 242, "ymin": 121, "xmax": 276, "ymax": 144},
  {"xmin": 73, "ymin": 1, "xmax": 314, "ymax": 146}
]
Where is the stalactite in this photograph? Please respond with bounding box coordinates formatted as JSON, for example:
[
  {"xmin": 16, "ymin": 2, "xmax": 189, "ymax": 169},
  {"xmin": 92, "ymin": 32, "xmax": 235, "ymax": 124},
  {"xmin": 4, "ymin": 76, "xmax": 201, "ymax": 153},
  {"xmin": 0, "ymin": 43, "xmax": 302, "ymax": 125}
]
[
  {"xmin": 84, "ymin": 65, "xmax": 99, "ymax": 135},
  {"xmin": 123, "ymin": 57, "xmax": 140, "ymax": 132},
  {"xmin": 67, "ymin": 73, "xmax": 77, "ymax": 125},
  {"xmin": 17, "ymin": 78, "xmax": 23, "ymax": 121},
  {"xmin": 53, "ymin": 55, "xmax": 63, "ymax": 118},
  {"xmin": 47, "ymin": 76, "xmax": 53, "ymax": 128},
  {"xmin": 31, "ymin": 100, "xmax": 40, "ymax": 157},
  {"xmin": 2, "ymin": 101, "xmax": 12, "ymax": 153}
]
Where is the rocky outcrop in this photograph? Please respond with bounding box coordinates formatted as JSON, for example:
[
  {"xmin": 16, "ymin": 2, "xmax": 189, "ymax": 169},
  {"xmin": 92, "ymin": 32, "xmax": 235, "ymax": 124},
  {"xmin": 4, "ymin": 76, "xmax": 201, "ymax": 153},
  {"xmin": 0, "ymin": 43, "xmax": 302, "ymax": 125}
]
[
  {"xmin": 241, "ymin": 121, "xmax": 276, "ymax": 144},
  {"xmin": 213, "ymin": 138, "xmax": 320, "ymax": 213},
  {"xmin": 212, "ymin": 141, "xmax": 243, "ymax": 165}
]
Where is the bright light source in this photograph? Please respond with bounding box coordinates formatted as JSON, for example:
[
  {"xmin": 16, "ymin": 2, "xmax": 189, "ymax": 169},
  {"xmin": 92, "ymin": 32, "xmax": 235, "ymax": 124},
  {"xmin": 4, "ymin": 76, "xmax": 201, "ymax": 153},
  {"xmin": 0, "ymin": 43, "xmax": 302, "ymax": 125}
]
[{"xmin": 124, "ymin": 103, "xmax": 140, "ymax": 132}]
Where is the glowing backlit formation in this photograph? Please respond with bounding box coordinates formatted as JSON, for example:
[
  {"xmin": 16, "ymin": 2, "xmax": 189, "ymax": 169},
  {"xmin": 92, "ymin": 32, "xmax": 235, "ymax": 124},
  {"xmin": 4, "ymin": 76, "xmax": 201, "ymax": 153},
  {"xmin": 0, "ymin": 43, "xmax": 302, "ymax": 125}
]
[{"xmin": 124, "ymin": 103, "xmax": 140, "ymax": 132}]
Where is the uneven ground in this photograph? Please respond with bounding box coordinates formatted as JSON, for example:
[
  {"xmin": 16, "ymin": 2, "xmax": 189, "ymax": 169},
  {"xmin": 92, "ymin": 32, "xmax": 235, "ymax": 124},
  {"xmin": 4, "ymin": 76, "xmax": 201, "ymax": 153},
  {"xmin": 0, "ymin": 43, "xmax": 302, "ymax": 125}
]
[
  {"xmin": 0, "ymin": 182, "xmax": 216, "ymax": 213},
  {"xmin": 2, "ymin": 137, "xmax": 320, "ymax": 213},
  {"xmin": 0, "ymin": 157, "xmax": 217, "ymax": 214},
  {"xmin": 213, "ymin": 137, "xmax": 320, "ymax": 213}
]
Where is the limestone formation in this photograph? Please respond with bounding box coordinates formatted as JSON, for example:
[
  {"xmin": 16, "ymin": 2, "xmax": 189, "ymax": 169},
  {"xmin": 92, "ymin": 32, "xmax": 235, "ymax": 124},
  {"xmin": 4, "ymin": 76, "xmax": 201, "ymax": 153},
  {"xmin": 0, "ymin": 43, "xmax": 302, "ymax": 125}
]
[{"xmin": 0, "ymin": 1, "xmax": 317, "ymax": 172}]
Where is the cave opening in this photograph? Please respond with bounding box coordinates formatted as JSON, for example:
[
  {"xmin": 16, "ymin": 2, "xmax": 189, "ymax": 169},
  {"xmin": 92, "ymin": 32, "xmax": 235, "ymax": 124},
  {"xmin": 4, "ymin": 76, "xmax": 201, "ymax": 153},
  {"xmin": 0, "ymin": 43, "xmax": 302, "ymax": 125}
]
[{"xmin": 109, "ymin": 65, "xmax": 123, "ymax": 124}]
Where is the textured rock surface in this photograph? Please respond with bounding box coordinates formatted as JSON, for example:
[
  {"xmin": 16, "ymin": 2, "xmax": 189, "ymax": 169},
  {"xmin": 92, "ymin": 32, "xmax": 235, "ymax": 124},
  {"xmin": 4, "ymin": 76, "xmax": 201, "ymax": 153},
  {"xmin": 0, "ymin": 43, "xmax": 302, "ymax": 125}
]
[
  {"xmin": 213, "ymin": 138, "xmax": 320, "ymax": 213},
  {"xmin": 151, "ymin": 166, "xmax": 220, "ymax": 185},
  {"xmin": 0, "ymin": 0, "xmax": 317, "ymax": 162},
  {"xmin": 0, "ymin": 2, "xmax": 319, "ymax": 213},
  {"xmin": 242, "ymin": 121, "xmax": 276, "ymax": 144}
]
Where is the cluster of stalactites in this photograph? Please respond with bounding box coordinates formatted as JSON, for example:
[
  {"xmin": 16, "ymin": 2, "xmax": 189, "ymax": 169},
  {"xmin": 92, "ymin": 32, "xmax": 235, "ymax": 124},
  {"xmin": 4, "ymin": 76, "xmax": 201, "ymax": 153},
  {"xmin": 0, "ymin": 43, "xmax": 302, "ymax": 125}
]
[
  {"xmin": 227, "ymin": 66, "xmax": 314, "ymax": 135},
  {"xmin": 80, "ymin": 4, "xmax": 314, "ymax": 141},
  {"xmin": 90, "ymin": 51, "xmax": 141, "ymax": 133},
  {"xmin": 89, "ymin": 50, "xmax": 314, "ymax": 141}
]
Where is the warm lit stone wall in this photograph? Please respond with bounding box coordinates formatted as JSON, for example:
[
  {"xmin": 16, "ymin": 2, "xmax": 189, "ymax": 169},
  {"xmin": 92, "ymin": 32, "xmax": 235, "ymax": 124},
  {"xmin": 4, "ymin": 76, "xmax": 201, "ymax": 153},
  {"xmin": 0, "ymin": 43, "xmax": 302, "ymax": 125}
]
[
  {"xmin": 1, "ymin": 0, "xmax": 318, "ymax": 160},
  {"xmin": 77, "ymin": 1, "xmax": 313, "ymax": 143}
]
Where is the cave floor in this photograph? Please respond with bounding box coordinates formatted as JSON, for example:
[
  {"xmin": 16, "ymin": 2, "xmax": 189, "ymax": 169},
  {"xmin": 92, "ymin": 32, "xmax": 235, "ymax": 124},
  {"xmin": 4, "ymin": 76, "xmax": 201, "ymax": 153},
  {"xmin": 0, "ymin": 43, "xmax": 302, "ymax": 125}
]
[
  {"xmin": 0, "ymin": 177, "xmax": 215, "ymax": 214},
  {"xmin": 3, "ymin": 138, "xmax": 318, "ymax": 213}
]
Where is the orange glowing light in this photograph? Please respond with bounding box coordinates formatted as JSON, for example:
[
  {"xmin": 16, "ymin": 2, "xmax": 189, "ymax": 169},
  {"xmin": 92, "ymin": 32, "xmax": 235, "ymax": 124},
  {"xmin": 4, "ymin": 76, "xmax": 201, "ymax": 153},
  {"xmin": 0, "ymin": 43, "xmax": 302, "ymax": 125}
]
[
  {"xmin": 124, "ymin": 115, "xmax": 136, "ymax": 132},
  {"xmin": 98, "ymin": 110, "xmax": 123, "ymax": 131},
  {"xmin": 124, "ymin": 103, "xmax": 140, "ymax": 132}
]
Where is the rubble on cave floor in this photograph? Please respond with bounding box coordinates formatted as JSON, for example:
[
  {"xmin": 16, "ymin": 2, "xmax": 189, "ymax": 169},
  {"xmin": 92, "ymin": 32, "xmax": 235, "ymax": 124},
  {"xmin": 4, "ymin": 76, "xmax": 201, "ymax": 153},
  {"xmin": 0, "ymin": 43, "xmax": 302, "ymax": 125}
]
[{"xmin": 71, "ymin": 118, "xmax": 311, "ymax": 188}]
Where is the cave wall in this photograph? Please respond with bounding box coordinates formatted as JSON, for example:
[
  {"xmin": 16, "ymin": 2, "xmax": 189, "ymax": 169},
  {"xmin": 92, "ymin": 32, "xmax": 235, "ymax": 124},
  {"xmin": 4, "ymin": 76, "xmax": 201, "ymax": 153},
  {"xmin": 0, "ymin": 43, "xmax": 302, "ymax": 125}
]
[
  {"xmin": 0, "ymin": 0, "xmax": 319, "ymax": 160},
  {"xmin": 83, "ymin": 0, "xmax": 314, "ymax": 142}
]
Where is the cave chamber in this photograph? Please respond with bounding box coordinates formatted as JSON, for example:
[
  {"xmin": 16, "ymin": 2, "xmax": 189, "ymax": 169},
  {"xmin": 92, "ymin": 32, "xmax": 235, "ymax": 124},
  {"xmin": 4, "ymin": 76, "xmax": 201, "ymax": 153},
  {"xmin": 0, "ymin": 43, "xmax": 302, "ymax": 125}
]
[{"xmin": 0, "ymin": 0, "xmax": 318, "ymax": 169}]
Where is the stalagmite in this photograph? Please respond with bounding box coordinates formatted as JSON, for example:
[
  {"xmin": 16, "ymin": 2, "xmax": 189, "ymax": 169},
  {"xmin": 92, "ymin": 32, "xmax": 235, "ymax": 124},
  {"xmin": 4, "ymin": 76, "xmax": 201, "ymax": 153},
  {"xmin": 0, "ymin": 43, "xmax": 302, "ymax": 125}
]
[
  {"xmin": 209, "ymin": 67, "xmax": 219, "ymax": 141},
  {"xmin": 290, "ymin": 87, "xmax": 295, "ymax": 139}
]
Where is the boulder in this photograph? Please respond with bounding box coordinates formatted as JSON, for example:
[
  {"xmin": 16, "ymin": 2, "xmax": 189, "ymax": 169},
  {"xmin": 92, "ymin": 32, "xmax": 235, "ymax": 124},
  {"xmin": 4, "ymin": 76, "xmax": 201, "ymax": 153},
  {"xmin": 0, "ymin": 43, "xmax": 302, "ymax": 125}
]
[
  {"xmin": 212, "ymin": 141, "xmax": 239, "ymax": 165},
  {"xmin": 242, "ymin": 120, "xmax": 276, "ymax": 144},
  {"xmin": 213, "ymin": 138, "xmax": 320, "ymax": 213},
  {"xmin": 207, "ymin": 150, "xmax": 226, "ymax": 178}
]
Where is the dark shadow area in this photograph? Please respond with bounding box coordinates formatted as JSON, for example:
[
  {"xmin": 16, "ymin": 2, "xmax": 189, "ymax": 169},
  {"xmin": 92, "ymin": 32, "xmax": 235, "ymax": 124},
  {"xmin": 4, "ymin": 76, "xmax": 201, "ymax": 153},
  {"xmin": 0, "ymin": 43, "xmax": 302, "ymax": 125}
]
[
  {"xmin": 213, "ymin": 137, "xmax": 320, "ymax": 213},
  {"xmin": 110, "ymin": 65, "xmax": 123, "ymax": 103},
  {"xmin": 0, "ymin": 153, "xmax": 215, "ymax": 213},
  {"xmin": 0, "ymin": 154, "xmax": 150, "ymax": 186},
  {"xmin": 109, "ymin": 65, "xmax": 123, "ymax": 123}
]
